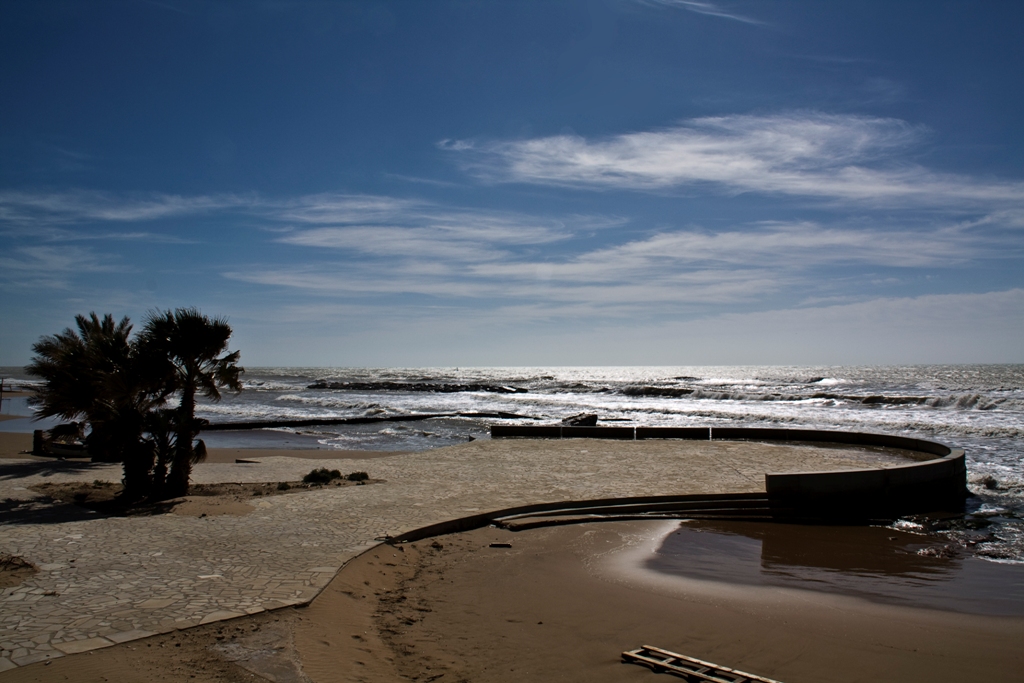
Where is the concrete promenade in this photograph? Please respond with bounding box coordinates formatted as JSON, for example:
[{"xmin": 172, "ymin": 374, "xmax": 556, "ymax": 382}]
[{"xmin": 0, "ymin": 437, "xmax": 913, "ymax": 671}]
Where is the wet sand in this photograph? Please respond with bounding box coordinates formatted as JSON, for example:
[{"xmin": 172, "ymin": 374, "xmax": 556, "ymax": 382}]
[
  {"xmin": 200, "ymin": 447, "xmax": 406, "ymax": 463},
  {"xmin": 0, "ymin": 431, "xmax": 399, "ymax": 462},
  {"xmin": 7, "ymin": 521, "xmax": 1022, "ymax": 683},
  {"xmin": 300, "ymin": 522, "xmax": 1023, "ymax": 683}
]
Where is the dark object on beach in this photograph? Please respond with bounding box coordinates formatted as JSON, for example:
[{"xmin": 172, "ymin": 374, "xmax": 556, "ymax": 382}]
[
  {"xmin": 303, "ymin": 468, "xmax": 343, "ymax": 485},
  {"xmin": 32, "ymin": 429, "xmax": 89, "ymax": 458},
  {"xmin": 346, "ymin": 471, "xmax": 369, "ymax": 482},
  {"xmin": 489, "ymin": 542, "xmax": 512, "ymax": 548},
  {"xmin": 561, "ymin": 413, "xmax": 598, "ymax": 427},
  {"xmin": 623, "ymin": 645, "xmax": 783, "ymax": 683},
  {"xmin": 277, "ymin": 482, "xmax": 291, "ymax": 491}
]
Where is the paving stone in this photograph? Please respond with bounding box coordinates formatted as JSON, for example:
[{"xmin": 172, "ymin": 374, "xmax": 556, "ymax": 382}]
[
  {"xmin": 107, "ymin": 629, "xmax": 156, "ymax": 644},
  {"xmin": 11, "ymin": 651, "xmax": 62, "ymax": 666},
  {"xmin": 53, "ymin": 637, "xmax": 115, "ymax": 655},
  {"xmin": 138, "ymin": 598, "xmax": 176, "ymax": 609},
  {"xmin": 199, "ymin": 610, "xmax": 245, "ymax": 625}
]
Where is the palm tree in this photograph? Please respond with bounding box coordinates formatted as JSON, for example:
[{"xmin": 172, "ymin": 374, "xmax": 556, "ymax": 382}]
[
  {"xmin": 27, "ymin": 313, "xmax": 132, "ymax": 446},
  {"xmin": 27, "ymin": 313, "xmax": 169, "ymax": 498},
  {"xmin": 143, "ymin": 408, "xmax": 178, "ymax": 494},
  {"xmin": 141, "ymin": 308, "xmax": 243, "ymax": 497}
]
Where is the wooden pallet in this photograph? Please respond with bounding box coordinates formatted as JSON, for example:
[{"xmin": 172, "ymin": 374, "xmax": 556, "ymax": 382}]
[{"xmin": 622, "ymin": 645, "xmax": 783, "ymax": 683}]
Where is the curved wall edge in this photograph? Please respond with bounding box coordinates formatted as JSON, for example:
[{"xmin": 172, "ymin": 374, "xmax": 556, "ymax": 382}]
[{"xmin": 488, "ymin": 425, "xmax": 969, "ymax": 523}]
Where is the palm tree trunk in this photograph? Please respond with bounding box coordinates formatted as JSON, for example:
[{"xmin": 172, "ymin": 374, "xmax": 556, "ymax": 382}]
[
  {"xmin": 167, "ymin": 383, "xmax": 196, "ymax": 497},
  {"xmin": 122, "ymin": 440, "xmax": 155, "ymax": 501}
]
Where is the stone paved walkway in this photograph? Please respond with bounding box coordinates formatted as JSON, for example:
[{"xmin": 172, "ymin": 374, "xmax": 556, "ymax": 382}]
[{"xmin": 0, "ymin": 437, "xmax": 913, "ymax": 671}]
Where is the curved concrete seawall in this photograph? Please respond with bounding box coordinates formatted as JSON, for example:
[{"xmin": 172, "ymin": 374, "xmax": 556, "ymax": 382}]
[
  {"xmin": 764, "ymin": 442, "xmax": 966, "ymax": 520},
  {"xmin": 490, "ymin": 425, "xmax": 968, "ymax": 522}
]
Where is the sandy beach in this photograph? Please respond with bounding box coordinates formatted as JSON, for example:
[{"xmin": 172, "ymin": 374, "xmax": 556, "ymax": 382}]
[
  {"xmin": 1, "ymin": 432, "xmax": 1021, "ymax": 682},
  {"xmin": 5, "ymin": 520, "xmax": 1022, "ymax": 683}
]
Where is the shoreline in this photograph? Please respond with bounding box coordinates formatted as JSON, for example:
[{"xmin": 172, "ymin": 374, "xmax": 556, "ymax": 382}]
[{"xmin": 0, "ymin": 431, "xmax": 402, "ymax": 461}]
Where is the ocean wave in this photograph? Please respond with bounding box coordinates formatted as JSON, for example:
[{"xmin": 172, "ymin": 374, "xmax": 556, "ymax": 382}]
[
  {"xmin": 275, "ymin": 394, "xmax": 388, "ymax": 411},
  {"xmin": 614, "ymin": 385, "xmax": 1011, "ymax": 411},
  {"xmin": 241, "ymin": 379, "xmax": 304, "ymax": 392},
  {"xmin": 807, "ymin": 377, "xmax": 848, "ymax": 386}
]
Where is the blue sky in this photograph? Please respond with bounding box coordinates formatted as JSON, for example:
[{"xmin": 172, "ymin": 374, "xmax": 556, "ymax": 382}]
[{"xmin": 2, "ymin": 0, "xmax": 1023, "ymax": 366}]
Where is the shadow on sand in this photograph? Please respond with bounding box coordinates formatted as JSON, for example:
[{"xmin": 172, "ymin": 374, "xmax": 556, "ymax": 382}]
[
  {"xmin": 0, "ymin": 458, "xmax": 122, "ymax": 525},
  {"xmin": 0, "ymin": 457, "xmax": 113, "ymax": 482}
]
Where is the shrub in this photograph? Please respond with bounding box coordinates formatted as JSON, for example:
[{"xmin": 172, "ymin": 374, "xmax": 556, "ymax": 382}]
[
  {"xmin": 277, "ymin": 482, "xmax": 291, "ymax": 491},
  {"xmin": 303, "ymin": 468, "xmax": 343, "ymax": 485},
  {"xmin": 346, "ymin": 471, "xmax": 369, "ymax": 482}
]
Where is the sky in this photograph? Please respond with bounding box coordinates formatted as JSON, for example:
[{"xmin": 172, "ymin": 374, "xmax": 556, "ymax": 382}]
[{"xmin": 2, "ymin": 0, "xmax": 1023, "ymax": 367}]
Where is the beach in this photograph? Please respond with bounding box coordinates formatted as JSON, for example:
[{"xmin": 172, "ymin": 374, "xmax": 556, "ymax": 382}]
[
  {"xmin": 1, "ymin": 431, "xmax": 1021, "ymax": 682},
  {"xmin": 4, "ymin": 519, "xmax": 1022, "ymax": 683},
  {"xmin": 2, "ymin": 370, "xmax": 1022, "ymax": 680}
]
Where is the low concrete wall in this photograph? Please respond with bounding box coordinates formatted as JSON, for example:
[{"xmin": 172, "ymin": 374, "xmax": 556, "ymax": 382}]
[
  {"xmin": 636, "ymin": 427, "xmax": 710, "ymax": 440},
  {"xmin": 389, "ymin": 492, "xmax": 766, "ymax": 544},
  {"xmin": 489, "ymin": 425, "xmax": 969, "ymax": 519},
  {"xmin": 766, "ymin": 449, "xmax": 967, "ymax": 519},
  {"xmin": 490, "ymin": 425, "xmax": 562, "ymax": 438}
]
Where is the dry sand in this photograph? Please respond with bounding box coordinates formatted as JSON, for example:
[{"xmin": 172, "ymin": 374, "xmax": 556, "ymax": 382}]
[
  {"xmin": 6, "ymin": 521, "xmax": 1022, "ymax": 683},
  {"xmin": 0, "ymin": 432, "xmax": 32, "ymax": 457}
]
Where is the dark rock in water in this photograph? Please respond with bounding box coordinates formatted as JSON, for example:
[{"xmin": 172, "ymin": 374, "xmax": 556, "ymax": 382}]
[
  {"xmin": 621, "ymin": 385, "xmax": 695, "ymax": 397},
  {"xmin": 561, "ymin": 413, "xmax": 598, "ymax": 426},
  {"xmin": 306, "ymin": 380, "xmax": 527, "ymax": 394}
]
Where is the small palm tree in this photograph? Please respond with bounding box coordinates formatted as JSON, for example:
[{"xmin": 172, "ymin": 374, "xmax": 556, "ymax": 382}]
[
  {"xmin": 27, "ymin": 313, "xmax": 169, "ymax": 498},
  {"xmin": 143, "ymin": 408, "xmax": 178, "ymax": 494},
  {"xmin": 141, "ymin": 308, "xmax": 243, "ymax": 497},
  {"xmin": 27, "ymin": 313, "xmax": 133, "ymax": 445}
]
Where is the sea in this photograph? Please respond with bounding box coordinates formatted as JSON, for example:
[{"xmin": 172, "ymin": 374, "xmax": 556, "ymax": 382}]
[{"xmin": 3, "ymin": 364, "xmax": 1023, "ymax": 569}]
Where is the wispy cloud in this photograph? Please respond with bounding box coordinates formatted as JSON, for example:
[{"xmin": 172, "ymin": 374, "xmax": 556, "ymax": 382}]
[
  {"xmin": 275, "ymin": 204, "xmax": 600, "ymax": 264},
  {"xmin": 444, "ymin": 112, "xmax": 1024, "ymax": 208},
  {"xmin": 268, "ymin": 193, "xmax": 626, "ymax": 268},
  {"xmin": 270, "ymin": 193, "xmax": 419, "ymax": 225},
  {"xmin": 226, "ymin": 219, "xmax": 984, "ymax": 320},
  {"xmin": 475, "ymin": 222, "xmax": 975, "ymax": 284},
  {"xmin": 0, "ymin": 189, "xmax": 248, "ymax": 227},
  {"xmin": 638, "ymin": 0, "xmax": 764, "ymax": 26},
  {"xmin": 0, "ymin": 245, "xmax": 127, "ymax": 289},
  {"xmin": 3, "ymin": 186, "xmax": 1016, "ymax": 322}
]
